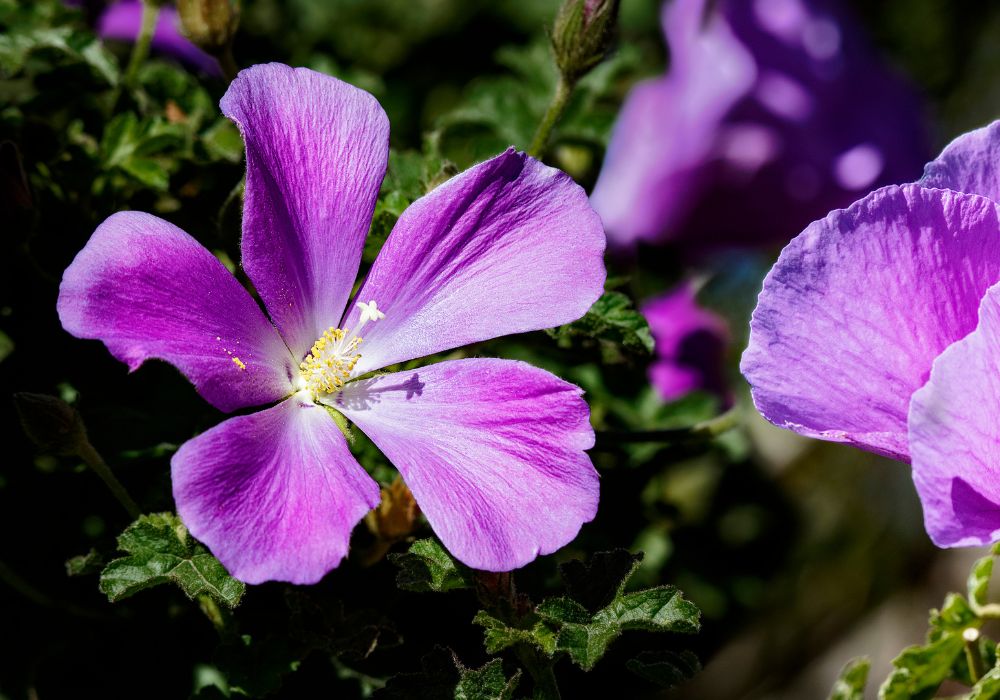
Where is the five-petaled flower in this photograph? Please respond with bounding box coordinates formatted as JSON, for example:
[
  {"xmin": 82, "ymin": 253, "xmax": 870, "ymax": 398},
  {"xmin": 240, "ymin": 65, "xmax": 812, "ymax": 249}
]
[
  {"xmin": 742, "ymin": 119, "xmax": 1000, "ymax": 550},
  {"xmin": 58, "ymin": 63, "xmax": 606, "ymax": 584}
]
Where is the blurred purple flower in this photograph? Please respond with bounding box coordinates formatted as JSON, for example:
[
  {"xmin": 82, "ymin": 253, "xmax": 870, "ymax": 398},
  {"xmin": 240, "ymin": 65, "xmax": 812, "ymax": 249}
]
[
  {"xmin": 87, "ymin": 0, "xmax": 220, "ymax": 75},
  {"xmin": 741, "ymin": 119, "xmax": 1000, "ymax": 549},
  {"xmin": 644, "ymin": 283, "xmax": 728, "ymax": 403},
  {"xmin": 57, "ymin": 63, "xmax": 606, "ymax": 583},
  {"xmin": 590, "ymin": 0, "xmax": 927, "ymax": 248}
]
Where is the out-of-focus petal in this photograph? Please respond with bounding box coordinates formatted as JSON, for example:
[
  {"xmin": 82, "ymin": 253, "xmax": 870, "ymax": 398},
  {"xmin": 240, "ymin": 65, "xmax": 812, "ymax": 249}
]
[
  {"xmin": 741, "ymin": 184, "xmax": 1000, "ymax": 460},
  {"xmin": 589, "ymin": 0, "xmax": 756, "ymax": 245},
  {"xmin": 97, "ymin": 1, "xmax": 221, "ymax": 75},
  {"xmin": 172, "ymin": 397, "xmax": 381, "ymax": 584},
  {"xmin": 341, "ymin": 149, "xmax": 605, "ymax": 375},
  {"xmin": 221, "ymin": 64, "xmax": 390, "ymax": 359},
  {"xmin": 920, "ymin": 120, "xmax": 1000, "ymax": 202},
  {"xmin": 58, "ymin": 211, "xmax": 295, "ymax": 413},
  {"xmin": 334, "ymin": 359, "xmax": 599, "ymax": 571},
  {"xmin": 910, "ymin": 283, "xmax": 1000, "ymax": 547},
  {"xmin": 644, "ymin": 283, "xmax": 729, "ymax": 402}
]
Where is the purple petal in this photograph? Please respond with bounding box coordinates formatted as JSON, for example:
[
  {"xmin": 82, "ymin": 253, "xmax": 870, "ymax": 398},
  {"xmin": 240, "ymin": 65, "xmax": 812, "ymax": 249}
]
[
  {"xmin": 334, "ymin": 359, "xmax": 599, "ymax": 571},
  {"xmin": 58, "ymin": 211, "xmax": 295, "ymax": 413},
  {"xmin": 589, "ymin": 0, "xmax": 756, "ymax": 246},
  {"xmin": 592, "ymin": 0, "xmax": 928, "ymax": 248},
  {"xmin": 341, "ymin": 149, "xmax": 606, "ymax": 375},
  {"xmin": 97, "ymin": 1, "xmax": 221, "ymax": 75},
  {"xmin": 643, "ymin": 284, "xmax": 729, "ymax": 402},
  {"xmin": 172, "ymin": 397, "xmax": 381, "ymax": 584},
  {"xmin": 741, "ymin": 184, "xmax": 1000, "ymax": 461},
  {"xmin": 920, "ymin": 120, "xmax": 1000, "ymax": 202},
  {"xmin": 221, "ymin": 64, "xmax": 390, "ymax": 359},
  {"xmin": 910, "ymin": 283, "xmax": 1000, "ymax": 547}
]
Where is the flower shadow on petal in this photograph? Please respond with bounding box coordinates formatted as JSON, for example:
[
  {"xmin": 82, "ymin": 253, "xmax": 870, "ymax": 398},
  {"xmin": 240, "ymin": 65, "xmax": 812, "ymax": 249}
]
[{"xmin": 335, "ymin": 373, "xmax": 426, "ymax": 412}]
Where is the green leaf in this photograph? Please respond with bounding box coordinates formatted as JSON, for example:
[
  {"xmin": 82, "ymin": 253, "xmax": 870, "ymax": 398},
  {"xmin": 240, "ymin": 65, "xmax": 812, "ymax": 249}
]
[
  {"xmin": 828, "ymin": 657, "xmax": 870, "ymax": 700},
  {"xmin": 99, "ymin": 512, "xmax": 245, "ymax": 608},
  {"xmin": 970, "ymin": 552, "xmax": 996, "ymax": 614},
  {"xmin": 546, "ymin": 291, "xmax": 654, "ymax": 364},
  {"xmin": 558, "ymin": 549, "xmax": 641, "ymax": 613},
  {"xmin": 929, "ymin": 593, "xmax": 978, "ymax": 639},
  {"xmin": 878, "ymin": 632, "xmax": 966, "ymax": 700},
  {"xmin": 374, "ymin": 646, "xmax": 460, "ymax": 699},
  {"xmin": 455, "ymin": 658, "xmax": 521, "ymax": 700},
  {"xmin": 537, "ymin": 585, "xmax": 700, "ymax": 671},
  {"xmin": 625, "ymin": 650, "xmax": 701, "ymax": 690},
  {"xmin": 472, "ymin": 611, "xmax": 557, "ymax": 656},
  {"xmin": 65, "ymin": 548, "xmax": 103, "ymax": 577},
  {"xmin": 389, "ymin": 538, "xmax": 473, "ymax": 593},
  {"xmin": 971, "ymin": 654, "xmax": 1000, "ymax": 700}
]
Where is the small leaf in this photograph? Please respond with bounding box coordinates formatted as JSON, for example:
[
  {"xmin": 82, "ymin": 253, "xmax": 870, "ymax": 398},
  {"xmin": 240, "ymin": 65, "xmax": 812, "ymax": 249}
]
[
  {"xmin": 374, "ymin": 646, "xmax": 460, "ymax": 699},
  {"xmin": 970, "ymin": 553, "xmax": 995, "ymax": 613},
  {"xmin": 472, "ymin": 611, "xmax": 557, "ymax": 656},
  {"xmin": 389, "ymin": 538, "xmax": 473, "ymax": 593},
  {"xmin": 878, "ymin": 632, "xmax": 966, "ymax": 700},
  {"xmin": 537, "ymin": 586, "xmax": 700, "ymax": 671},
  {"xmin": 558, "ymin": 549, "xmax": 641, "ymax": 613},
  {"xmin": 546, "ymin": 291, "xmax": 654, "ymax": 363},
  {"xmin": 828, "ymin": 657, "xmax": 870, "ymax": 700},
  {"xmin": 65, "ymin": 548, "xmax": 103, "ymax": 577},
  {"xmin": 455, "ymin": 658, "xmax": 521, "ymax": 700},
  {"xmin": 99, "ymin": 512, "xmax": 245, "ymax": 608},
  {"xmin": 971, "ymin": 655, "xmax": 1000, "ymax": 700},
  {"xmin": 626, "ymin": 650, "xmax": 701, "ymax": 690}
]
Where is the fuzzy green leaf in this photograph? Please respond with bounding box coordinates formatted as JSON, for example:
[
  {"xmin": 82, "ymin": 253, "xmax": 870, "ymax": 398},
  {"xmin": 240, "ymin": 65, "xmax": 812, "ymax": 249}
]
[
  {"xmin": 970, "ymin": 553, "xmax": 996, "ymax": 613},
  {"xmin": 537, "ymin": 585, "xmax": 700, "ymax": 671},
  {"xmin": 546, "ymin": 291, "xmax": 654, "ymax": 363},
  {"xmin": 455, "ymin": 658, "xmax": 521, "ymax": 700},
  {"xmin": 99, "ymin": 512, "xmax": 245, "ymax": 608},
  {"xmin": 389, "ymin": 538, "xmax": 473, "ymax": 593},
  {"xmin": 971, "ymin": 655, "xmax": 1000, "ymax": 700},
  {"xmin": 472, "ymin": 611, "xmax": 557, "ymax": 656},
  {"xmin": 65, "ymin": 548, "xmax": 103, "ymax": 577},
  {"xmin": 878, "ymin": 633, "xmax": 966, "ymax": 700},
  {"xmin": 828, "ymin": 657, "xmax": 870, "ymax": 700}
]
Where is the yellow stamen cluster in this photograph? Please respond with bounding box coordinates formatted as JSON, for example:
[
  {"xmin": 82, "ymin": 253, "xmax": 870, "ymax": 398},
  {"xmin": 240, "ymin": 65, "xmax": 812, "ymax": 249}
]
[{"xmin": 299, "ymin": 326, "xmax": 362, "ymax": 395}]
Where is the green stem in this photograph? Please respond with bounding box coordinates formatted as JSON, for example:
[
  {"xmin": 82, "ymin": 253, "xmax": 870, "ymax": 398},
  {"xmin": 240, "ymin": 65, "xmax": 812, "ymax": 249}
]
[
  {"xmin": 123, "ymin": 0, "xmax": 161, "ymax": 89},
  {"xmin": 514, "ymin": 644, "xmax": 560, "ymax": 700},
  {"xmin": 964, "ymin": 627, "xmax": 987, "ymax": 683},
  {"xmin": 198, "ymin": 593, "xmax": 234, "ymax": 639},
  {"xmin": 217, "ymin": 47, "xmax": 240, "ymax": 83},
  {"xmin": 528, "ymin": 75, "xmax": 575, "ymax": 159},
  {"xmin": 75, "ymin": 440, "xmax": 142, "ymax": 519},
  {"xmin": 596, "ymin": 408, "xmax": 740, "ymax": 445}
]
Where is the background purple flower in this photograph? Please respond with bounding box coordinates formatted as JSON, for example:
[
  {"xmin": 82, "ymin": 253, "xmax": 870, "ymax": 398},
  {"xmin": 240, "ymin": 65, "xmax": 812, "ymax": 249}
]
[
  {"xmin": 643, "ymin": 283, "xmax": 729, "ymax": 403},
  {"xmin": 741, "ymin": 119, "xmax": 1000, "ymax": 548},
  {"xmin": 95, "ymin": 0, "xmax": 220, "ymax": 75},
  {"xmin": 57, "ymin": 63, "xmax": 606, "ymax": 583},
  {"xmin": 590, "ymin": 0, "xmax": 928, "ymax": 248}
]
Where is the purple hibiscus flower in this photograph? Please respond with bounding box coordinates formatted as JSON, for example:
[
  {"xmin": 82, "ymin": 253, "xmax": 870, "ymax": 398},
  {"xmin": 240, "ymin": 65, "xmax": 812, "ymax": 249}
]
[
  {"xmin": 742, "ymin": 119, "xmax": 1000, "ymax": 549},
  {"xmin": 94, "ymin": 0, "xmax": 220, "ymax": 75},
  {"xmin": 590, "ymin": 0, "xmax": 927, "ymax": 248},
  {"xmin": 57, "ymin": 63, "xmax": 606, "ymax": 584},
  {"xmin": 643, "ymin": 283, "xmax": 729, "ymax": 403}
]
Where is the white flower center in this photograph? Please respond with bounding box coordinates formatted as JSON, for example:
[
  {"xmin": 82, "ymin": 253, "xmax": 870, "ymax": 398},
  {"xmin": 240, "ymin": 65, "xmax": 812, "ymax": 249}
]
[{"xmin": 298, "ymin": 300, "xmax": 385, "ymax": 397}]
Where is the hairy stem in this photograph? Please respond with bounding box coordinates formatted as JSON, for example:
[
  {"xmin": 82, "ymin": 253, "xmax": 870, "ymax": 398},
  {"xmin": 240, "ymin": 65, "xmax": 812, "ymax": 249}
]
[
  {"xmin": 75, "ymin": 440, "xmax": 142, "ymax": 519},
  {"xmin": 123, "ymin": 0, "xmax": 161, "ymax": 89},
  {"xmin": 528, "ymin": 75, "xmax": 575, "ymax": 159}
]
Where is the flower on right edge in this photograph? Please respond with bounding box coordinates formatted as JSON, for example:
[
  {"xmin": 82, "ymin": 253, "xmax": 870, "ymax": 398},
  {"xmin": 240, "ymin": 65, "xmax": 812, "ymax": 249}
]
[{"xmin": 741, "ymin": 120, "xmax": 1000, "ymax": 548}]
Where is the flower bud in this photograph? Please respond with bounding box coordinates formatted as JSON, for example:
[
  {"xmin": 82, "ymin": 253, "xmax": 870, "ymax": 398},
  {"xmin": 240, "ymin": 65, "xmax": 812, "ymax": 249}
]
[
  {"xmin": 176, "ymin": 0, "xmax": 239, "ymax": 57},
  {"xmin": 550, "ymin": 0, "xmax": 620, "ymax": 82},
  {"xmin": 14, "ymin": 393, "xmax": 88, "ymax": 456}
]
